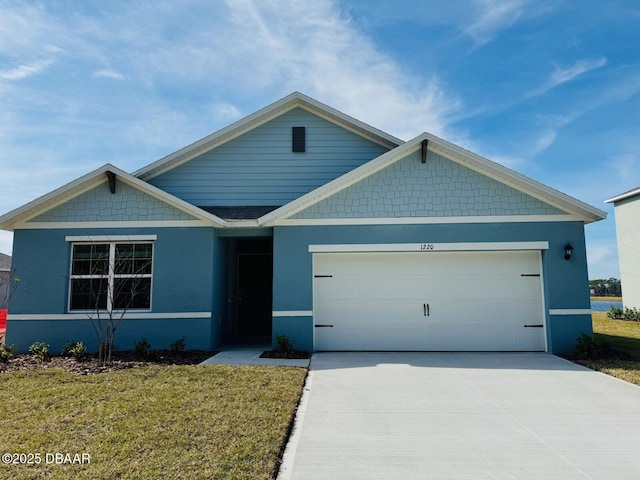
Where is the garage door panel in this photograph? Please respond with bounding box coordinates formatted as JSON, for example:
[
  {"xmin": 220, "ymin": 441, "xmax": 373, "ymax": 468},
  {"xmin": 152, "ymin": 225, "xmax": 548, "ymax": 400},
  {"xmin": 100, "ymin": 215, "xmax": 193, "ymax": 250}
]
[
  {"xmin": 315, "ymin": 275, "xmax": 440, "ymax": 300},
  {"xmin": 315, "ymin": 299, "xmax": 424, "ymax": 325},
  {"xmin": 315, "ymin": 325, "xmax": 426, "ymax": 351},
  {"xmin": 313, "ymin": 251, "xmax": 545, "ymax": 351}
]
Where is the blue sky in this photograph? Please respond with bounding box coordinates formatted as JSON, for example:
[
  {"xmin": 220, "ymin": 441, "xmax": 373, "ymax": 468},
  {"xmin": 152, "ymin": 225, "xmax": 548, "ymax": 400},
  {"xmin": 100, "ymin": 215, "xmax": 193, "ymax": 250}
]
[{"xmin": 0, "ymin": 0, "xmax": 638, "ymax": 279}]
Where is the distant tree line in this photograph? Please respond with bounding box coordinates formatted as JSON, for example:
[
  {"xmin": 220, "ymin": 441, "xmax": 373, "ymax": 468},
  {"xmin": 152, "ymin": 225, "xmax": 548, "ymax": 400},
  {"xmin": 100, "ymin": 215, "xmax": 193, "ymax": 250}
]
[{"xmin": 589, "ymin": 278, "xmax": 622, "ymax": 297}]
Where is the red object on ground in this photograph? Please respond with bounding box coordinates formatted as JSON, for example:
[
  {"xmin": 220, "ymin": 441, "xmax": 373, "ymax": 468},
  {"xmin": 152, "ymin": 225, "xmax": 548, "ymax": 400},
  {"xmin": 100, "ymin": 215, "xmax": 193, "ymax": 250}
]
[{"xmin": 0, "ymin": 309, "xmax": 7, "ymax": 335}]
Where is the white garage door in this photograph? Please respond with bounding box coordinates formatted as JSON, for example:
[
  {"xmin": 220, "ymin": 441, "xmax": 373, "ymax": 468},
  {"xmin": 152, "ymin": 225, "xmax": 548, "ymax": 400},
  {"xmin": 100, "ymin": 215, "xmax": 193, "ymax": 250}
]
[{"xmin": 313, "ymin": 251, "xmax": 545, "ymax": 351}]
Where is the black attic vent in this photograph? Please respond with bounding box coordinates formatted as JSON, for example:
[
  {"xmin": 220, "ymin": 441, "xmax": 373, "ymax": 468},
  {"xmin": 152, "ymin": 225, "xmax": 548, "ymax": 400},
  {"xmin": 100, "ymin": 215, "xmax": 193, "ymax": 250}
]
[{"xmin": 292, "ymin": 126, "xmax": 306, "ymax": 152}]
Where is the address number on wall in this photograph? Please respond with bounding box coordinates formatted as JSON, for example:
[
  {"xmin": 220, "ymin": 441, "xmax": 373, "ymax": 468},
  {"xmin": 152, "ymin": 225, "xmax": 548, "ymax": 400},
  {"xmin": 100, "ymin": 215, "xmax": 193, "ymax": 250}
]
[{"xmin": 420, "ymin": 244, "xmax": 435, "ymax": 251}]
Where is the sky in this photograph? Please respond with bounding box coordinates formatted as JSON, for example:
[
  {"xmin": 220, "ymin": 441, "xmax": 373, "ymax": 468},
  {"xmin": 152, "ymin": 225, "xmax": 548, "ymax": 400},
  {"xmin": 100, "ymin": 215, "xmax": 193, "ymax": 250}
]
[{"xmin": 0, "ymin": 0, "xmax": 638, "ymax": 280}]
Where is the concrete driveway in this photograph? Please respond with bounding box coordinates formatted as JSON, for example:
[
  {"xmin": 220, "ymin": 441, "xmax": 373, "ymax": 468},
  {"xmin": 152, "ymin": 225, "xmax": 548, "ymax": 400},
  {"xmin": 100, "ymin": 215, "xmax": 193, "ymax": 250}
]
[{"xmin": 278, "ymin": 353, "xmax": 640, "ymax": 480}]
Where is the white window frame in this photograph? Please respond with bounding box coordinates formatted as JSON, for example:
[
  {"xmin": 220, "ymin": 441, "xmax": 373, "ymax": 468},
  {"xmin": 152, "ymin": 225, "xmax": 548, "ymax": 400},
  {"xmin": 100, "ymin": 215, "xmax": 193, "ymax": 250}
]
[{"xmin": 68, "ymin": 241, "xmax": 154, "ymax": 312}]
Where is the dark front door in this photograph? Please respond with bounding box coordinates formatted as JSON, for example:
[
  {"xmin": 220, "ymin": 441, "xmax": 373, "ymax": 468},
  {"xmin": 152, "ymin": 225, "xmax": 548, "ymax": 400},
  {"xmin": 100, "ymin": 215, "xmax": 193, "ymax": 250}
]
[{"xmin": 235, "ymin": 240, "xmax": 273, "ymax": 337}]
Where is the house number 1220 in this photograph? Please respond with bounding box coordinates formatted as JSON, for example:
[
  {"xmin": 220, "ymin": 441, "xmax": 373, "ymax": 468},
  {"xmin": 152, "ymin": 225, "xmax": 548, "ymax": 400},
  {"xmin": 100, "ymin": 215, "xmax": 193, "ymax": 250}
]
[{"xmin": 420, "ymin": 244, "xmax": 435, "ymax": 251}]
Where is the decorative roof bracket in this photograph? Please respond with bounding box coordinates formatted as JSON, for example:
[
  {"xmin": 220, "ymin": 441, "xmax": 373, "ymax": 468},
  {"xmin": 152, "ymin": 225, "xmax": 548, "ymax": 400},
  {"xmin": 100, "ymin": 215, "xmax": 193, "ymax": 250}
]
[
  {"xmin": 106, "ymin": 171, "xmax": 116, "ymax": 194},
  {"xmin": 421, "ymin": 139, "xmax": 429, "ymax": 164}
]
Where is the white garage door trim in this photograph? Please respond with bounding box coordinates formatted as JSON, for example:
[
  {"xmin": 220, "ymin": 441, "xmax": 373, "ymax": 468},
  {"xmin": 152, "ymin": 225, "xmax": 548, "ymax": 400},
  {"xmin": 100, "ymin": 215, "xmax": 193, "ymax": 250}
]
[
  {"xmin": 309, "ymin": 241, "xmax": 549, "ymax": 253},
  {"xmin": 312, "ymin": 246, "xmax": 547, "ymax": 352}
]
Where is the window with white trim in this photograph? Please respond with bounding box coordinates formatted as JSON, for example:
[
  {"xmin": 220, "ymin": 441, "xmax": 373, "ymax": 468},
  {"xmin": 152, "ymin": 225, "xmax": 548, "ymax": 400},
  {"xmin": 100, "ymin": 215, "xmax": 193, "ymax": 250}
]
[{"xmin": 69, "ymin": 242, "xmax": 153, "ymax": 311}]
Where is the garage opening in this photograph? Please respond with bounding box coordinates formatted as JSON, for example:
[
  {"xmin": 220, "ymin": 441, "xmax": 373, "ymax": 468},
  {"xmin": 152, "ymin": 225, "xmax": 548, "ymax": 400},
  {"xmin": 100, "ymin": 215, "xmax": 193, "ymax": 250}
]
[{"xmin": 312, "ymin": 250, "xmax": 545, "ymax": 352}]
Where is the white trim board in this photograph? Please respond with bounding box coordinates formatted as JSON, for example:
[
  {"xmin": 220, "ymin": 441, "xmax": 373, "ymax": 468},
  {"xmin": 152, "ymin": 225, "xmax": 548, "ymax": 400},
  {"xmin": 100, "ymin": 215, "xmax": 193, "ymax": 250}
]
[
  {"xmin": 548, "ymin": 309, "xmax": 592, "ymax": 315},
  {"xmin": 273, "ymin": 311, "xmax": 313, "ymax": 317},
  {"xmin": 66, "ymin": 235, "xmax": 158, "ymax": 242},
  {"xmin": 309, "ymin": 242, "xmax": 550, "ymax": 253},
  {"xmin": 8, "ymin": 312, "xmax": 212, "ymax": 321},
  {"xmin": 277, "ymin": 215, "xmax": 581, "ymax": 226},
  {"xmin": 18, "ymin": 220, "xmax": 211, "ymax": 229}
]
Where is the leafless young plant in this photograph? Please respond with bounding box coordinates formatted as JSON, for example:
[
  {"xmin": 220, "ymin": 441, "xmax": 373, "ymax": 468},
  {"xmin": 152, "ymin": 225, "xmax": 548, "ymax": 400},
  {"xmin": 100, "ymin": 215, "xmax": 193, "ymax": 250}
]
[{"xmin": 71, "ymin": 243, "xmax": 152, "ymax": 364}]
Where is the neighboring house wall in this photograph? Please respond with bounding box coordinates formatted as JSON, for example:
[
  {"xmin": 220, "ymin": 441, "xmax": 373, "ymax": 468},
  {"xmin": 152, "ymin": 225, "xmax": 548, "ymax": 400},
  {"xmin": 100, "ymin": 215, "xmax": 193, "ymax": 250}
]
[
  {"xmin": 612, "ymin": 195, "xmax": 640, "ymax": 309},
  {"xmin": 148, "ymin": 108, "xmax": 391, "ymax": 207},
  {"xmin": 272, "ymin": 221, "xmax": 591, "ymax": 355},
  {"xmin": 0, "ymin": 271, "xmax": 9, "ymax": 309}
]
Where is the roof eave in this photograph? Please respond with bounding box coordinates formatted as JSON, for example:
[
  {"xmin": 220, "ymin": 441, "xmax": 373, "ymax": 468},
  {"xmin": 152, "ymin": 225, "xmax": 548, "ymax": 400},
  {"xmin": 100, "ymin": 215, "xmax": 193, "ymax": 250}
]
[
  {"xmin": 0, "ymin": 164, "xmax": 227, "ymax": 231},
  {"xmin": 259, "ymin": 132, "xmax": 607, "ymax": 226},
  {"xmin": 605, "ymin": 187, "xmax": 640, "ymax": 204},
  {"xmin": 133, "ymin": 92, "xmax": 403, "ymax": 181}
]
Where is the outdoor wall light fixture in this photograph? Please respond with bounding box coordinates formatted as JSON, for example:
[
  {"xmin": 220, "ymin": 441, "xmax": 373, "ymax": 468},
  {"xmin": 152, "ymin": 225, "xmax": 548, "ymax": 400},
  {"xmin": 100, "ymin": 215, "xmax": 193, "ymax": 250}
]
[{"xmin": 564, "ymin": 243, "xmax": 574, "ymax": 261}]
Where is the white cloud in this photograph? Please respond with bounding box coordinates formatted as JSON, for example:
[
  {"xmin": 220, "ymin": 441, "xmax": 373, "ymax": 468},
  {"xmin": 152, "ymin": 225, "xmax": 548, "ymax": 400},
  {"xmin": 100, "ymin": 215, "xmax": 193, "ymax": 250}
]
[
  {"xmin": 212, "ymin": 103, "xmax": 243, "ymax": 123},
  {"xmin": 465, "ymin": 0, "xmax": 529, "ymax": 46},
  {"xmin": 0, "ymin": 59, "xmax": 54, "ymax": 80},
  {"xmin": 93, "ymin": 69, "xmax": 125, "ymax": 80},
  {"xmin": 219, "ymin": 0, "xmax": 461, "ymax": 139},
  {"xmin": 529, "ymin": 57, "xmax": 608, "ymax": 98}
]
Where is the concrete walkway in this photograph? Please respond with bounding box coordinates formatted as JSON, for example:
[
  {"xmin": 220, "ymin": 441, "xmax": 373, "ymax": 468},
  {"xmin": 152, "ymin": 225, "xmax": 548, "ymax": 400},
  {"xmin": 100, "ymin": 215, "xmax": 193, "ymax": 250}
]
[
  {"xmin": 278, "ymin": 352, "xmax": 640, "ymax": 480},
  {"xmin": 200, "ymin": 347, "xmax": 310, "ymax": 368}
]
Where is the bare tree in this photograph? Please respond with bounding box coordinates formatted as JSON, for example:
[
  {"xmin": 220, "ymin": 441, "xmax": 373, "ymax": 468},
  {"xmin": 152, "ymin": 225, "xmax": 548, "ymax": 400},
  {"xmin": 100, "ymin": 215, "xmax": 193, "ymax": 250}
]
[{"xmin": 71, "ymin": 243, "xmax": 152, "ymax": 364}]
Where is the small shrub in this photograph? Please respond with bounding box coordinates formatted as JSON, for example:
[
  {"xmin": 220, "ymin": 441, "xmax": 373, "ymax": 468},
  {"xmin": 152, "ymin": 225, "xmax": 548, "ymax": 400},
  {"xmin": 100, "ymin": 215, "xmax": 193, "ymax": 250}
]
[
  {"xmin": 572, "ymin": 333, "xmax": 607, "ymax": 360},
  {"xmin": 607, "ymin": 306, "xmax": 640, "ymax": 322},
  {"xmin": 133, "ymin": 338, "xmax": 157, "ymax": 360},
  {"xmin": 623, "ymin": 307, "xmax": 640, "ymax": 322},
  {"xmin": 61, "ymin": 340, "xmax": 88, "ymax": 361},
  {"xmin": 29, "ymin": 341, "xmax": 50, "ymax": 362},
  {"xmin": 169, "ymin": 337, "xmax": 186, "ymax": 353},
  {"xmin": 608, "ymin": 306, "xmax": 624, "ymax": 320},
  {"xmin": 0, "ymin": 343, "xmax": 16, "ymax": 363},
  {"xmin": 274, "ymin": 335, "xmax": 294, "ymax": 354}
]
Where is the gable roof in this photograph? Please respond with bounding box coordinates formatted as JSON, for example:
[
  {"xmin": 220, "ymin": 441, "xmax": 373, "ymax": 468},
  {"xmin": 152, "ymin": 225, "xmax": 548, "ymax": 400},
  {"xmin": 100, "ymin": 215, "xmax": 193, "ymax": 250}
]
[
  {"xmin": 133, "ymin": 92, "xmax": 403, "ymax": 181},
  {"xmin": 0, "ymin": 164, "xmax": 226, "ymax": 231},
  {"xmin": 605, "ymin": 187, "xmax": 640, "ymax": 204},
  {"xmin": 0, "ymin": 93, "xmax": 607, "ymax": 230},
  {"xmin": 259, "ymin": 132, "xmax": 607, "ymax": 225}
]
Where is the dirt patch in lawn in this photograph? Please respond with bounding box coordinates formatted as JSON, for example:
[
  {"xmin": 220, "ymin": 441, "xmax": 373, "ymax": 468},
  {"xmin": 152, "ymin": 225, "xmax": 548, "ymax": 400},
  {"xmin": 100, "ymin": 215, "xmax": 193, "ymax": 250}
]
[{"xmin": 0, "ymin": 350, "xmax": 216, "ymax": 375}]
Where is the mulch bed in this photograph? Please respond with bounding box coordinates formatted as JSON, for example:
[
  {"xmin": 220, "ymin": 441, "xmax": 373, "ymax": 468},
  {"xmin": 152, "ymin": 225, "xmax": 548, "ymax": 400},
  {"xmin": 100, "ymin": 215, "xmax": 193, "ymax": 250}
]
[{"xmin": 0, "ymin": 350, "xmax": 217, "ymax": 375}]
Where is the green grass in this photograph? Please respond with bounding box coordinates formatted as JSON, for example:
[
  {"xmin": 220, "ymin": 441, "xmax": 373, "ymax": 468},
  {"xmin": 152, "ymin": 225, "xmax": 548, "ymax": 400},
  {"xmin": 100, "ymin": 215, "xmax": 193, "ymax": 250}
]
[
  {"xmin": 590, "ymin": 296, "xmax": 623, "ymax": 302},
  {"xmin": 0, "ymin": 365, "xmax": 307, "ymax": 480},
  {"xmin": 576, "ymin": 312, "xmax": 640, "ymax": 385}
]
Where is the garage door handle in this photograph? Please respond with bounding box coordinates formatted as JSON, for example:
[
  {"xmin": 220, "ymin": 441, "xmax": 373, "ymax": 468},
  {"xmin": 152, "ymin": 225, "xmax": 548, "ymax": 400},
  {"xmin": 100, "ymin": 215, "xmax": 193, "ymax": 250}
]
[
  {"xmin": 523, "ymin": 324, "xmax": 543, "ymax": 328},
  {"xmin": 424, "ymin": 303, "xmax": 429, "ymax": 317},
  {"xmin": 315, "ymin": 324, "xmax": 334, "ymax": 328}
]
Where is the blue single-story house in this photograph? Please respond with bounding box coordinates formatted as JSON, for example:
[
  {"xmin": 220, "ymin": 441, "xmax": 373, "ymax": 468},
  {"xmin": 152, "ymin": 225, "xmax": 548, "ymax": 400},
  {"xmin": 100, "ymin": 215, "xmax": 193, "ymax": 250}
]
[{"xmin": 0, "ymin": 92, "xmax": 606, "ymax": 354}]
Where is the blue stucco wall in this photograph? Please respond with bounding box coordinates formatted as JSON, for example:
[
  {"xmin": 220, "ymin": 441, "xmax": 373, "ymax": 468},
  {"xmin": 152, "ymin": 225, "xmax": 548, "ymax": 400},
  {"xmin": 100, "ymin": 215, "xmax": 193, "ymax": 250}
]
[
  {"xmin": 273, "ymin": 316, "xmax": 313, "ymax": 353},
  {"xmin": 273, "ymin": 222, "xmax": 591, "ymax": 354},
  {"xmin": 148, "ymin": 108, "xmax": 390, "ymax": 206},
  {"xmin": 7, "ymin": 227, "xmax": 219, "ymax": 352}
]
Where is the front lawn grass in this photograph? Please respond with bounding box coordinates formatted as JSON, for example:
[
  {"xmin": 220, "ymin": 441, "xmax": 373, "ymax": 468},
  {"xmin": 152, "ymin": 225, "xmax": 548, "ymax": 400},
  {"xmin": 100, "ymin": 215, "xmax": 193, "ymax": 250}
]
[
  {"xmin": 0, "ymin": 365, "xmax": 307, "ymax": 480},
  {"xmin": 575, "ymin": 312, "xmax": 640, "ymax": 386}
]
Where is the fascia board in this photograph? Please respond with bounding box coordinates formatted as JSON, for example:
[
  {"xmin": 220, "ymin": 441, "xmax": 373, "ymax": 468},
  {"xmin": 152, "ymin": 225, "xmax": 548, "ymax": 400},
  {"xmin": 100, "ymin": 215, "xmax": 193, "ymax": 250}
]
[
  {"xmin": 0, "ymin": 164, "xmax": 115, "ymax": 231},
  {"xmin": 422, "ymin": 134, "xmax": 607, "ymax": 223},
  {"xmin": 0, "ymin": 163, "xmax": 226, "ymax": 231},
  {"xmin": 260, "ymin": 132, "xmax": 607, "ymax": 226},
  {"xmin": 134, "ymin": 92, "xmax": 402, "ymax": 181},
  {"xmin": 605, "ymin": 187, "xmax": 640, "ymax": 204}
]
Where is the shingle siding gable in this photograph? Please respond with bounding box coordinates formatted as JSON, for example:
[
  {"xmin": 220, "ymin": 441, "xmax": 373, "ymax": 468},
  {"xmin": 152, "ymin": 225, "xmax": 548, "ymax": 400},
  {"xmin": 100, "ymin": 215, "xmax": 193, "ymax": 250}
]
[
  {"xmin": 29, "ymin": 181, "xmax": 197, "ymax": 223},
  {"xmin": 292, "ymin": 151, "xmax": 565, "ymax": 219}
]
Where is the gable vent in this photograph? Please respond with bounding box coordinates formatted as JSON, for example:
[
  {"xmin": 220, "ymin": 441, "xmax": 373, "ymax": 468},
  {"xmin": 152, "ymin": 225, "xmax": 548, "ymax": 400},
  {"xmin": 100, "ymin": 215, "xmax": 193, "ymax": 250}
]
[{"xmin": 292, "ymin": 126, "xmax": 306, "ymax": 152}]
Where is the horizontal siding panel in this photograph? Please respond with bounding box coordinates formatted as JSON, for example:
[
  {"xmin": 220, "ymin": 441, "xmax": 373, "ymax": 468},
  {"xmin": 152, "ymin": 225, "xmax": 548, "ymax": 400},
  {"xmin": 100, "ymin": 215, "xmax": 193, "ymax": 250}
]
[{"xmin": 149, "ymin": 107, "xmax": 390, "ymax": 206}]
